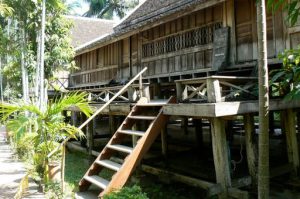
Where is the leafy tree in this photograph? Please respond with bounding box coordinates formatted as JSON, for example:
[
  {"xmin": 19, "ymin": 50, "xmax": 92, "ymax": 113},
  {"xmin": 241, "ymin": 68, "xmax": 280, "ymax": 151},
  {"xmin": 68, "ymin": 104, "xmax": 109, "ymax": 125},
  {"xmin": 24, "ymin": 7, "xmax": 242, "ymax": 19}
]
[
  {"xmin": 267, "ymin": 0, "xmax": 299, "ymax": 26},
  {"xmin": 1, "ymin": 0, "xmax": 75, "ymax": 100},
  {"xmin": 83, "ymin": 0, "xmax": 139, "ymax": 19}
]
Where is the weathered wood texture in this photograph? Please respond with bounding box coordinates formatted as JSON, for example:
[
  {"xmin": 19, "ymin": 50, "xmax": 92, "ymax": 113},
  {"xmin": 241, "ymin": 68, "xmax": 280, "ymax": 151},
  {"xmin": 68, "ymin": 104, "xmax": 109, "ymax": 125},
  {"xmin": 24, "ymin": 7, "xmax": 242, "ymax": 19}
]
[
  {"xmin": 163, "ymin": 99, "xmax": 300, "ymax": 117},
  {"xmin": 282, "ymin": 109, "xmax": 299, "ymax": 176},
  {"xmin": 244, "ymin": 114, "xmax": 257, "ymax": 186},
  {"xmin": 210, "ymin": 117, "xmax": 231, "ymax": 198}
]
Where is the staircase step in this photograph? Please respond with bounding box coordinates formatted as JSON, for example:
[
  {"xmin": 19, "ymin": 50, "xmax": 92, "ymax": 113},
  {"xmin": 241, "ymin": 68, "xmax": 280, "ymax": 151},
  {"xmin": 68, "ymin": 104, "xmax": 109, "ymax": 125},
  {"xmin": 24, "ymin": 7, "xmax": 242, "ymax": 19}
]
[
  {"xmin": 118, "ymin": 130, "xmax": 145, "ymax": 136},
  {"xmin": 128, "ymin": 115, "xmax": 156, "ymax": 120},
  {"xmin": 95, "ymin": 159, "xmax": 122, "ymax": 171},
  {"xmin": 84, "ymin": 175, "xmax": 109, "ymax": 190},
  {"xmin": 137, "ymin": 100, "xmax": 167, "ymax": 106},
  {"xmin": 107, "ymin": 144, "xmax": 133, "ymax": 153}
]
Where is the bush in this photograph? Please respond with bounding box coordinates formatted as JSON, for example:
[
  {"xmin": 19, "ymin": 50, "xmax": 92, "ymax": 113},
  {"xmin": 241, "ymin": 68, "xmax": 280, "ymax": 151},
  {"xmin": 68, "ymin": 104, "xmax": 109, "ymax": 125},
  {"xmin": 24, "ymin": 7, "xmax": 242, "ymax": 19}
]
[{"xmin": 104, "ymin": 185, "xmax": 148, "ymax": 199}]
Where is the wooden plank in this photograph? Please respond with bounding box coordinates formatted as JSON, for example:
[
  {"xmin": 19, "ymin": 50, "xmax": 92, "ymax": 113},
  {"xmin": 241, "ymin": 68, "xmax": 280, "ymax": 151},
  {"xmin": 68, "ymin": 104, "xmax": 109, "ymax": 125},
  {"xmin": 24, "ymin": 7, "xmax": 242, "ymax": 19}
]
[
  {"xmin": 141, "ymin": 165, "xmax": 222, "ymax": 197},
  {"xmin": 244, "ymin": 114, "xmax": 257, "ymax": 187},
  {"xmin": 231, "ymin": 176, "xmax": 252, "ymax": 188},
  {"xmin": 163, "ymin": 99, "xmax": 300, "ymax": 118},
  {"xmin": 228, "ymin": 188, "xmax": 249, "ymax": 199},
  {"xmin": 211, "ymin": 117, "xmax": 231, "ymax": 198}
]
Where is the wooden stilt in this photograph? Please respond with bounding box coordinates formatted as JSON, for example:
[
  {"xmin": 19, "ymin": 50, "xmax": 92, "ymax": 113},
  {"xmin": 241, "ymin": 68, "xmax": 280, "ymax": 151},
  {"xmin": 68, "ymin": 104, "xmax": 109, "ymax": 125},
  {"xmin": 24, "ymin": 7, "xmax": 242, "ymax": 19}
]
[
  {"xmin": 87, "ymin": 118, "xmax": 94, "ymax": 160},
  {"xmin": 211, "ymin": 117, "xmax": 231, "ymax": 198},
  {"xmin": 153, "ymin": 83, "xmax": 161, "ymax": 99},
  {"xmin": 181, "ymin": 117, "xmax": 188, "ymax": 134},
  {"xmin": 283, "ymin": 109, "xmax": 299, "ymax": 176},
  {"xmin": 109, "ymin": 114, "xmax": 115, "ymax": 135},
  {"xmin": 193, "ymin": 118, "xmax": 203, "ymax": 149},
  {"xmin": 161, "ymin": 125, "xmax": 167, "ymax": 156},
  {"xmin": 244, "ymin": 113, "xmax": 257, "ymax": 186}
]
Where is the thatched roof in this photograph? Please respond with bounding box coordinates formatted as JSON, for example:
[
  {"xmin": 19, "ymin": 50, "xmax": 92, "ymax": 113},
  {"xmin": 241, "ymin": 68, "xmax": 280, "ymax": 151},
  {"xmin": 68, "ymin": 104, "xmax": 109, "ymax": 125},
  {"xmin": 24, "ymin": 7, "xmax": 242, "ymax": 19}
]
[
  {"xmin": 75, "ymin": 0, "xmax": 220, "ymax": 55},
  {"xmin": 66, "ymin": 16, "xmax": 117, "ymax": 48}
]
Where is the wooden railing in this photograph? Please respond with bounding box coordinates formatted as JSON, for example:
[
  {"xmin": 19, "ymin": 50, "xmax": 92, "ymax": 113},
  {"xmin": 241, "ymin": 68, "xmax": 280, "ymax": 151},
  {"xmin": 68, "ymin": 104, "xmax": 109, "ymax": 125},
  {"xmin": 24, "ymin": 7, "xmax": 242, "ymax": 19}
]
[{"xmin": 47, "ymin": 67, "xmax": 148, "ymax": 190}]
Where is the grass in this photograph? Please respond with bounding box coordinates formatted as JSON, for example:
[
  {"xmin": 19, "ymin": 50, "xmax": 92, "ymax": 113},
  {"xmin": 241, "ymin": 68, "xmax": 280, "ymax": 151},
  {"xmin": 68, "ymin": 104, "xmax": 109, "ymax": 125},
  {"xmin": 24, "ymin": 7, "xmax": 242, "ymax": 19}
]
[
  {"xmin": 64, "ymin": 151, "xmax": 206, "ymax": 199},
  {"xmin": 65, "ymin": 150, "xmax": 91, "ymax": 192}
]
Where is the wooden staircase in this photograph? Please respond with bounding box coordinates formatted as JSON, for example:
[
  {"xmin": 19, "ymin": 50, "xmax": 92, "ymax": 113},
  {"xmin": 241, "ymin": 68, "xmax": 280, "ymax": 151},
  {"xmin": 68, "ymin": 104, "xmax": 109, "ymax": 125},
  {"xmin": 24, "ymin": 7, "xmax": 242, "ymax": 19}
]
[{"xmin": 78, "ymin": 97, "xmax": 175, "ymax": 198}]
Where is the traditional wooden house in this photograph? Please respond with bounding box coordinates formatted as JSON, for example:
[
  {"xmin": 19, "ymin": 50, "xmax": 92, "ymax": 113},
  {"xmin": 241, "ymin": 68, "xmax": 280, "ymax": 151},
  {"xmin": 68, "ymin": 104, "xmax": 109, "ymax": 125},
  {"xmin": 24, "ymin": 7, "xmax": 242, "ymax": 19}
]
[{"xmin": 69, "ymin": 0, "xmax": 300, "ymax": 198}]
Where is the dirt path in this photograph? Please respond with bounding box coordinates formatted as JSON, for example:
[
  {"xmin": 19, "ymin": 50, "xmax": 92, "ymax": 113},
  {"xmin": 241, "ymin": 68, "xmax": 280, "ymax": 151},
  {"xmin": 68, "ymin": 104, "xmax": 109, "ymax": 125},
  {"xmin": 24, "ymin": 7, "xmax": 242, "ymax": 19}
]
[{"xmin": 0, "ymin": 126, "xmax": 27, "ymax": 199}]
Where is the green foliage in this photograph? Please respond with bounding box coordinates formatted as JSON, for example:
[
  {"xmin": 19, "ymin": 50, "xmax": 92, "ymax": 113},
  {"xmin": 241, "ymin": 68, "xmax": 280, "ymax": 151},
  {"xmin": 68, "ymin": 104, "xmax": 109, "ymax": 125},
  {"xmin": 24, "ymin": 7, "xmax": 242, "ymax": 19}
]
[
  {"xmin": 45, "ymin": 181, "xmax": 64, "ymax": 199},
  {"xmin": 104, "ymin": 185, "xmax": 149, "ymax": 199},
  {"xmin": 0, "ymin": 92, "xmax": 93, "ymax": 179},
  {"xmin": 1, "ymin": 0, "xmax": 75, "ymax": 99},
  {"xmin": 270, "ymin": 45, "xmax": 300, "ymax": 100},
  {"xmin": 0, "ymin": 3, "xmax": 13, "ymax": 16},
  {"xmin": 267, "ymin": 0, "xmax": 299, "ymax": 26},
  {"xmin": 84, "ymin": 0, "xmax": 139, "ymax": 19}
]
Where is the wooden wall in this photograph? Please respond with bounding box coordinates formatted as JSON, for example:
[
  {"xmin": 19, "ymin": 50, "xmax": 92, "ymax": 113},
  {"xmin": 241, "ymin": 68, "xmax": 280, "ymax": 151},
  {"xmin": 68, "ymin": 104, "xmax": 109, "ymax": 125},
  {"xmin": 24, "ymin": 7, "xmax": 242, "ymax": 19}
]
[{"xmin": 70, "ymin": 0, "xmax": 300, "ymax": 88}]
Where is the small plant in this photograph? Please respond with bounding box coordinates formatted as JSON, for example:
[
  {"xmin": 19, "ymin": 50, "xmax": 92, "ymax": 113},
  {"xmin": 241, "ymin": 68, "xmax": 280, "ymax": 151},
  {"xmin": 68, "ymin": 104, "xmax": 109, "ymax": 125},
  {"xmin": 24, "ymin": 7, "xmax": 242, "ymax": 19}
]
[
  {"xmin": 104, "ymin": 185, "xmax": 149, "ymax": 199},
  {"xmin": 270, "ymin": 45, "xmax": 300, "ymax": 100},
  {"xmin": 45, "ymin": 181, "xmax": 64, "ymax": 199}
]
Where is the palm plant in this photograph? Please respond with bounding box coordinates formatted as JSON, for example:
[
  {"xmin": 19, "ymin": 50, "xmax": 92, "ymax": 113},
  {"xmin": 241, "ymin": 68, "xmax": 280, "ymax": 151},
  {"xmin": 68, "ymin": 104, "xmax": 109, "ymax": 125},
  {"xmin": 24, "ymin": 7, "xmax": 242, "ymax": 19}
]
[
  {"xmin": 0, "ymin": 92, "xmax": 93, "ymax": 178},
  {"xmin": 83, "ymin": 0, "xmax": 139, "ymax": 19}
]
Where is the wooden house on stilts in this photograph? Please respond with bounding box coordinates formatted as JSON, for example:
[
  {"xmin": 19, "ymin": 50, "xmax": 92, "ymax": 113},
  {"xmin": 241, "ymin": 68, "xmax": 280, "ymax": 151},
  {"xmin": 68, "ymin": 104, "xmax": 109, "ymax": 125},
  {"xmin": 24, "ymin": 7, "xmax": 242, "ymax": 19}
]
[{"xmin": 67, "ymin": 0, "xmax": 300, "ymax": 198}]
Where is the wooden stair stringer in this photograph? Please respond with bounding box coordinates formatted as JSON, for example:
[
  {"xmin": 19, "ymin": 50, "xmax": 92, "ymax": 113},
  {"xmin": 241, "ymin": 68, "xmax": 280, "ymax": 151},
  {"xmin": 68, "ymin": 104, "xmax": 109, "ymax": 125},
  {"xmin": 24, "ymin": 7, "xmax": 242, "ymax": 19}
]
[
  {"xmin": 101, "ymin": 112, "xmax": 170, "ymax": 196},
  {"xmin": 78, "ymin": 105, "xmax": 139, "ymax": 191}
]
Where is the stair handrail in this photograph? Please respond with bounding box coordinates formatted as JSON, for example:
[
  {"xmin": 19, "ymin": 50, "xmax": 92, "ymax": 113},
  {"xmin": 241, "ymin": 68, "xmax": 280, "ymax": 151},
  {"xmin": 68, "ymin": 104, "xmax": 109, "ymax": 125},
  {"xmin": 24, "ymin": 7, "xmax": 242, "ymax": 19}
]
[{"xmin": 47, "ymin": 67, "xmax": 148, "ymax": 159}]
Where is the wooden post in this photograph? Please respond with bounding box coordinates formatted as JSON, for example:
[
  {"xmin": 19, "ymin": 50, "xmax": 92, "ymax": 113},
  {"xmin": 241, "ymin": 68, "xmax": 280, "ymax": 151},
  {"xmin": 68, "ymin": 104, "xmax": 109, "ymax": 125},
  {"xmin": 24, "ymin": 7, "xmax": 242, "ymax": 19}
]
[
  {"xmin": 153, "ymin": 83, "xmax": 161, "ymax": 99},
  {"xmin": 142, "ymin": 84, "xmax": 150, "ymax": 101},
  {"xmin": 176, "ymin": 82, "xmax": 187, "ymax": 102},
  {"xmin": 194, "ymin": 118, "xmax": 203, "ymax": 149},
  {"xmin": 128, "ymin": 86, "xmax": 137, "ymax": 102},
  {"xmin": 207, "ymin": 78, "xmax": 222, "ymax": 103},
  {"xmin": 244, "ymin": 114, "xmax": 257, "ymax": 186},
  {"xmin": 181, "ymin": 117, "xmax": 188, "ymax": 134},
  {"xmin": 61, "ymin": 143, "xmax": 66, "ymax": 192},
  {"xmin": 211, "ymin": 117, "xmax": 231, "ymax": 198},
  {"xmin": 109, "ymin": 114, "xmax": 115, "ymax": 135},
  {"xmin": 132, "ymin": 123, "xmax": 138, "ymax": 147},
  {"xmin": 161, "ymin": 125, "xmax": 167, "ymax": 156},
  {"xmin": 283, "ymin": 109, "xmax": 299, "ymax": 176},
  {"xmin": 71, "ymin": 111, "xmax": 78, "ymax": 126},
  {"xmin": 87, "ymin": 118, "xmax": 94, "ymax": 160}
]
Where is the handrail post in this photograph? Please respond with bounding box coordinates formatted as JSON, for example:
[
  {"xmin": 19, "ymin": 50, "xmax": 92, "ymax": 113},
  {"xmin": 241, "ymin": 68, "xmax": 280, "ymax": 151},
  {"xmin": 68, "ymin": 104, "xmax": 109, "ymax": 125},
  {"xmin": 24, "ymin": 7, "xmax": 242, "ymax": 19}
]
[{"xmin": 139, "ymin": 74, "xmax": 143, "ymax": 98}]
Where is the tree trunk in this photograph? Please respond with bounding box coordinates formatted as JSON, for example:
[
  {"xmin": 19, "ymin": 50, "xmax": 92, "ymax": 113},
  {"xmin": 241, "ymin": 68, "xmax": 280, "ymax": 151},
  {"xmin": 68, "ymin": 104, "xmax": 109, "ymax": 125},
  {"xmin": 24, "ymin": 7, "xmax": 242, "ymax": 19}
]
[
  {"xmin": 256, "ymin": 1, "xmax": 270, "ymax": 199},
  {"xmin": 39, "ymin": 0, "xmax": 46, "ymax": 110},
  {"xmin": 21, "ymin": 25, "xmax": 29, "ymax": 103}
]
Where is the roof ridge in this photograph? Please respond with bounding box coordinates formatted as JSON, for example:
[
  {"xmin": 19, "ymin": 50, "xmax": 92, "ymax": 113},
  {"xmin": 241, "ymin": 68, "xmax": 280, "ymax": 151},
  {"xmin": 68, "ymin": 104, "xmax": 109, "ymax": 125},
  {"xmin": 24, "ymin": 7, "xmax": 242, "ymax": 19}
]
[{"xmin": 65, "ymin": 15, "xmax": 117, "ymax": 23}]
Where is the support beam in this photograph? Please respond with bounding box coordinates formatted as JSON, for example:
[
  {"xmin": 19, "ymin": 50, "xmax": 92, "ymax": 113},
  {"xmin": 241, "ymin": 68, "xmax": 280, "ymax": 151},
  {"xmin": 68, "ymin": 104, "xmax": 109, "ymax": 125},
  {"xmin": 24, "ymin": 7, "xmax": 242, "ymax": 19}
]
[
  {"xmin": 283, "ymin": 109, "xmax": 299, "ymax": 176},
  {"xmin": 109, "ymin": 114, "xmax": 115, "ymax": 135},
  {"xmin": 152, "ymin": 83, "xmax": 161, "ymax": 99},
  {"xmin": 141, "ymin": 165, "xmax": 222, "ymax": 197},
  {"xmin": 87, "ymin": 117, "xmax": 94, "ymax": 161},
  {"xmin": 244, "ymin": 114, "xmax": 257, "ymax": 186},
  {"xmin": 211, "ymin": 117, "xmax": 231, "ymax": 198},
  {"xmin": 194, "ymin": 119, "xmax": 203, "ymax": 149},
  {"xmin": 161, "ymin": 126, "xmax": 167, "ymax": 156}
]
